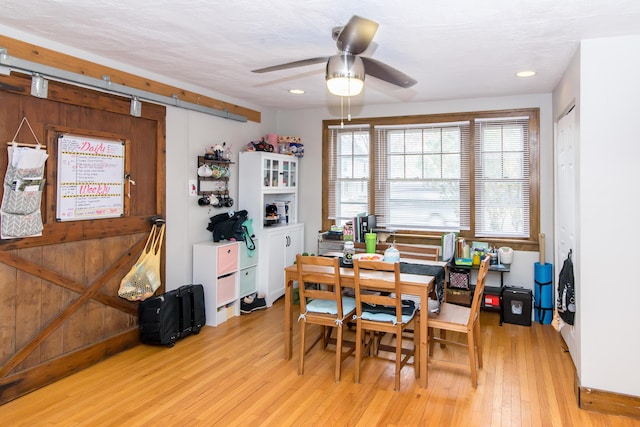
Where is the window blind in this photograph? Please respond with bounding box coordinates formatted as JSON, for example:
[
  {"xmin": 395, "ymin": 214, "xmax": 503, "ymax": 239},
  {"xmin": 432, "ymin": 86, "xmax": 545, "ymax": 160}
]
[
  {"xmin": 474, "ymin": 116, "xmax": 530, "ymax": 238},
  {"xmin": 374, "ymin": 121, "xmax": 471, "ymax": 231},
  {"xmin": 327, "ymin": 124, "xmax": 371, "ymax": 224}
]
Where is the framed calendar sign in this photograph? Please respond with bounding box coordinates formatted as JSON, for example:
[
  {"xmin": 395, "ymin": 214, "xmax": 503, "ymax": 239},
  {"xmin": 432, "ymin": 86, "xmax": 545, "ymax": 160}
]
[{"xmin": 56, "ymin": 133, "xmax": 126, "ymax": 221}]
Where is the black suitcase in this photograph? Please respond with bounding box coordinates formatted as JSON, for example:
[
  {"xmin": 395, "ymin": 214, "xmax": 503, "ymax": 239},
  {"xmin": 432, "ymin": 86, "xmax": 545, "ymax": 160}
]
[
  {"xmin": 139, "ymin": 284, "xmax": 206, "ymax": 347},
  {"xmin": 177, "ymin": 284, "xmax": 206, "ymax": 336},
  {"xmin": 139, "ymin": 289, "xmax": 181, "ymax": 347}
]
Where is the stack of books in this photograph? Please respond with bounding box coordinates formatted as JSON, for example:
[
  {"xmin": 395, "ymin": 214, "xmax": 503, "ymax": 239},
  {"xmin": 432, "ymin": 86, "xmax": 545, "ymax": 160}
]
[{"xmin": 351, "ymin": 213, "xmax": 376, "ymax": 243}]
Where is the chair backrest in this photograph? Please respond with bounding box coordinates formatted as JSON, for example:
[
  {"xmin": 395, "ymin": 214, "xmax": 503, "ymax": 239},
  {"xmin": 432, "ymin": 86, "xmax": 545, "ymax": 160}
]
[
  {"xmin": 394, "ymin": 244, "xmax": 440, "ymax": 261},
  {"xmin": 353, "ymin": 242, "xmax": 440, "ymax": 261},
  {"xmin": 468, "ymin": 256, "xmax": 490, "ymax": 327},
  {"xmin": 296, "ymin": 254, "xmax": 344, "ymax": 316},
  {"xmin": 353, "ymin": 242, "xmax": 388, "ymax": 254},
  {"xmin": 353, "ymin": 259, "xmax": 404, "ymax": 322}
]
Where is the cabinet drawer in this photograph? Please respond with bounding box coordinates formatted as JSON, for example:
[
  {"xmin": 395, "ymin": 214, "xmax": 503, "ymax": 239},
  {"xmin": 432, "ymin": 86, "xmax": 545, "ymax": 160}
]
[
  {"xmin": 217, "ymin": 244, "xmax": 239, "ymax": 276},
  {"xmin": 239, "ymin": 241, "xmax": 258, "ymax": 269},
  {"xmin": 217, "ymin": 273, "xmax": 237, "ymax": 306},
  {"xmin": 239, "ymin": 266, "xmax": 257, "ymax": 297}
]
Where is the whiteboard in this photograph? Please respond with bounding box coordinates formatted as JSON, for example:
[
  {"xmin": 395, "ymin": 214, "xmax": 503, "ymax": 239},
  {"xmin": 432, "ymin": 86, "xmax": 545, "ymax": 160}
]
[{"xmin": 56, "ymin": 134, "xmax": 125, "ymax": 221}]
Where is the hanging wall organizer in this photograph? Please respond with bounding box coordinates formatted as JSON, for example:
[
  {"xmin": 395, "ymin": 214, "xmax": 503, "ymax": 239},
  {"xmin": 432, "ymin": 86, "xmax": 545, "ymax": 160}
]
[{"xmin": 1, "ymin": 117, "xmax": 49, "ymax": 238}]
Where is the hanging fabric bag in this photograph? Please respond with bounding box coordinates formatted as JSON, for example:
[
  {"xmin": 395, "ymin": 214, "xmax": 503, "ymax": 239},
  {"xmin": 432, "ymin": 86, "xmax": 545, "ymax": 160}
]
[
  {"xmin": 1, "ymin": 117, "xmax": 48, "ymax": 238},
  {"xmin": 118, "ymin": 223, "xmax": 165, "ymax": 301}
]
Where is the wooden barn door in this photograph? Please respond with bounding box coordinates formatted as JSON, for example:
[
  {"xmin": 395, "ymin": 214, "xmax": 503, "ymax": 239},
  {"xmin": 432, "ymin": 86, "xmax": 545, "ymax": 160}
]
[{"xmin": 0, "ymin": 73, "xmax": 166, "ymax": 404}]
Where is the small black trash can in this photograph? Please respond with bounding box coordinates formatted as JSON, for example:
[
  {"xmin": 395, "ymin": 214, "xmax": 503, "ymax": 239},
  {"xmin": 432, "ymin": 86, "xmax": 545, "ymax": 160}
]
[{"xmin": 502, "ymin": 286, "xmax": 532, "ymax": 326}]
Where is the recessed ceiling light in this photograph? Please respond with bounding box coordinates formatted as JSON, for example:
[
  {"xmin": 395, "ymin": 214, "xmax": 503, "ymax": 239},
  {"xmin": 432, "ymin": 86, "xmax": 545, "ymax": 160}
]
[
  {"xmin": 516, "ymin": 71, "xmax": 536, "ymax": 78},
  {"xmin": 289, "ymin": 89, "xmax": 305, "ymax": 94}
]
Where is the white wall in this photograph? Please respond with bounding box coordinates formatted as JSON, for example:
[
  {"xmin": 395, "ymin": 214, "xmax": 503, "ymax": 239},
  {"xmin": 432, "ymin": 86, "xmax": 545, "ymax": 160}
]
[
  {"xmin": 568, "ymin": 35, "xmax": 640, "ymax": 396},
  {"xmin": 277, "ymin": 94, "xmax": 554, "ymax": 290},
  {"xmin": 165, "ymin": 107, "xmax": 277, "ymax": 290}
]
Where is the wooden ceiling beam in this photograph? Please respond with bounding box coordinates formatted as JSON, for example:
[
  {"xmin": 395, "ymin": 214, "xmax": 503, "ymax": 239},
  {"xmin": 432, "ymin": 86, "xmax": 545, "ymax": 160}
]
[{"xmin": 0, "ymin": 35, "xmax": 261, "ymax": 123}]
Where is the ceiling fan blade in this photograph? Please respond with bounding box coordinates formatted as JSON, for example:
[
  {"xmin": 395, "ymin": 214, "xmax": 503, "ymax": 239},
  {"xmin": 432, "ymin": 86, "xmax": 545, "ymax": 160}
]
[
  {"xmin": 336, "ymin": 15, "xmax": 379, "ymax": 55},
  {"xmin": 252, "ymin": 57, "xmax": 329, "ymax": 73},
  {"xmin": 361, "ymin": 57, "xmax": 417, "ymax": 88}
]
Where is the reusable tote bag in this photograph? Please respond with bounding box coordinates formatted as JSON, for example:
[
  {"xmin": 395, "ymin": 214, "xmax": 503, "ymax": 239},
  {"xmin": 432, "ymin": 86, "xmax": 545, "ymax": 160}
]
[{"xmin": 118, "ymin": 223, "xmax": 165, "ymax": 301}]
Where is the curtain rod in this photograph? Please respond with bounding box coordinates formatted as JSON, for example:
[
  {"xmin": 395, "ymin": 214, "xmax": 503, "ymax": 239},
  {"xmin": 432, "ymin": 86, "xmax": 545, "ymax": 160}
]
[{"xmin": 0, "ymin": 47, "xmax": 247, "ymax": 123}]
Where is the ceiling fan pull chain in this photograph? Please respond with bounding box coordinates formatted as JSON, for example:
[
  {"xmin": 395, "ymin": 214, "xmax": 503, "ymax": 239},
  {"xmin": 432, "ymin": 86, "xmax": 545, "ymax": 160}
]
[{"xmin": 347, "ymin": 89, "xmax": 352, "ymax": 121}]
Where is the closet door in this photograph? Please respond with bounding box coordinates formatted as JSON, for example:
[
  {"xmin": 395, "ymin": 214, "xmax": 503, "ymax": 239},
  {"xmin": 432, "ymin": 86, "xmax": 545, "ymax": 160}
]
[{"xmin": 555, "ymin": 106, "xmax": 577, "ymax": 358}]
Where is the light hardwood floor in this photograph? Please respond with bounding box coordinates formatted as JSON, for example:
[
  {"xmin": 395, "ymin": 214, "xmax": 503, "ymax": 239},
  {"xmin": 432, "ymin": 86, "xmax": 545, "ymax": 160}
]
[{"xmin": 1, "ymin": 298, "xmax": 638, "ymax": 426}]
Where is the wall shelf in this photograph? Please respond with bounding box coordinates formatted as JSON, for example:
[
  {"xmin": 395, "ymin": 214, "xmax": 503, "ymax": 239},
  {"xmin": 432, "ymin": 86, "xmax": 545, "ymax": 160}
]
[{"xmin": 197, "ymin": 155, "xmax": 234, "ymax": 196}]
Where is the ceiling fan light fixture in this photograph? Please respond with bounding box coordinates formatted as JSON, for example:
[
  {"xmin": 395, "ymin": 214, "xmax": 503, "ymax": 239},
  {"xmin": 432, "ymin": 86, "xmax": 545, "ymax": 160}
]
[{"xmin": 326, "ymin": 54, "xmax": 365, "ymax": 97}]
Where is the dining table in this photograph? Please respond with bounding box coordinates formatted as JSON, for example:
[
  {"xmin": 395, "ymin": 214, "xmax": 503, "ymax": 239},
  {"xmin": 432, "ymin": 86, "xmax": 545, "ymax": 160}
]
[{"xmin": 282, "ymin": 256, "xmax": 447, "ymax": 388}]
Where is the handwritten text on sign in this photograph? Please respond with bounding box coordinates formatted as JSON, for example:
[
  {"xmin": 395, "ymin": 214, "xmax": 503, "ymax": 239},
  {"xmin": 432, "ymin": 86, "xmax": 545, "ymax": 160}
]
[{"xmin": 56, "ymin": 134, "xmax": 125, "ymax": 221}]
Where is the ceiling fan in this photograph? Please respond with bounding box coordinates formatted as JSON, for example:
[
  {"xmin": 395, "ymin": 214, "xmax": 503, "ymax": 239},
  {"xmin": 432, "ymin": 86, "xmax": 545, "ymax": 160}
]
[{"xmin": 251, "ymin": 15, "xmax": 417, "ymax": 97}]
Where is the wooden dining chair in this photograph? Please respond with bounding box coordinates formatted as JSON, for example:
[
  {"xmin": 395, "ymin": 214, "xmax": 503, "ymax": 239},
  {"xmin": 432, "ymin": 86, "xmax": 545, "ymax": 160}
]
[
  {"xmin": 394, "ymin": 244, "xmax": 440, "ymax": 261},
  {"xmin": 296, "ymin": 254, "xmax": 356, "ymax": 382},
  {"xmin": 394, "ymin": 244, "xmax": 442, "ymax": 306},
  {"xmin": 427, "ymin": 256, "xmax": 490, "ymax": 388},
  {"xmin": 352, "ymin": 259, "xmax": 419, "ymax": 391},
  {"xmin": 393, "ymin": 245, "xmax": 442, "ymax": 339}
]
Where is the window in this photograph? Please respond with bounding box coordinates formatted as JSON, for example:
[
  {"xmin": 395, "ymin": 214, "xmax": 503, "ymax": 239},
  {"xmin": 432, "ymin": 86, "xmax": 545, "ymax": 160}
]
[
  {"xmin": 374, "ymin": 122, "xmax": 471, "ymax": 231},
  {"xmin": 322, "ymin": 109, "xmax": 539, "ymax": 245},
  {"xmin": 326, "ymin": 124, "xmax": 370, "ymax": 225},
  {"xmin": 475, "ymin": 117, "xmax": 530, "ymax": 238}
]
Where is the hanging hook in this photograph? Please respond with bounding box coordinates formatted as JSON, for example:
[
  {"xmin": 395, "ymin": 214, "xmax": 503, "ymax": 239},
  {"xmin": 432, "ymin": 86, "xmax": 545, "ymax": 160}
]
[{"xmin": 124, "ymin": 173, "xmax": 136, "ymax": 198}]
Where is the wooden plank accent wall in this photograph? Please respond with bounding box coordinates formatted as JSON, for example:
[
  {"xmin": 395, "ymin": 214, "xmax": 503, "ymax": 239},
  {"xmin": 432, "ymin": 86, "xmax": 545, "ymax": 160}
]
[
  {"xmin": 0, "ymin": 34, "xmax": 261, "ymax": 123},
  {"xmin": 0, "ymin": 72, "xmax": 166, "ymax": 404}
]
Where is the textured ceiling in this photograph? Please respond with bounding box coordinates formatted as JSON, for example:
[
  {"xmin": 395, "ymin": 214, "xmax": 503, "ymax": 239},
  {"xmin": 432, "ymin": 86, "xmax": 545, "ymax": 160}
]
[{"xmin": 1, "ymin": 0, "xmax": 640, "ymax": 110}]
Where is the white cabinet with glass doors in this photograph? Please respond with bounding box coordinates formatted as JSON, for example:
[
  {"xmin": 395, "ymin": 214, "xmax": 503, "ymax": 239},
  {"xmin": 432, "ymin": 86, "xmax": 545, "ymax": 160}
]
[
  {"xmin": 239, "ymin": 151, "xmax": 303, "ymax": 306},
  {"xmin": 262, "ymin": 154, "xmax": 297, "ymax": 189}
]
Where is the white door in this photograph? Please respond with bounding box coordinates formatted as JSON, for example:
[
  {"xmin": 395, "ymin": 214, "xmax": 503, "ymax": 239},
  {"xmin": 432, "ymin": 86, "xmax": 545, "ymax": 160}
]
[{"xmin": 555, "ymin": 106, "xmax": 577, "ymax": 359}]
